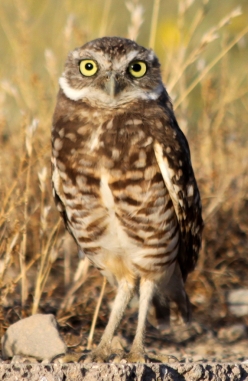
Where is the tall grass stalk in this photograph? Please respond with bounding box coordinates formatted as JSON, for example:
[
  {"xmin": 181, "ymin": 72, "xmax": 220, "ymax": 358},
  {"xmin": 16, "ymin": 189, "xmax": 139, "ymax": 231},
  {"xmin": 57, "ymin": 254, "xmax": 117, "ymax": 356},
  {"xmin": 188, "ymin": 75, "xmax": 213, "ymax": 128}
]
[
  {"xmin": 99, "ymin": 0, "xmax": 112, "ymax": 37},
  {"xmin": 87, "ymin": 277, "xmax": 107, "ymax": 350},
  {"xmin": 174, "ymin": 23, "xmax": 248, "ymax": 109},
  {"xmin": 32, "ymin": 219, "xmax": 61, "ymax": 314},
  {"xmin": 148, "ymin": 0, "xmax": 160, "ymax": 49},
  {"xmin": 20, "ymin": 119, "xmax": 38, "ymax": 310},
  {"xmin": 126, "ymin": 0, "xmax": 144, "ymax": 41}
]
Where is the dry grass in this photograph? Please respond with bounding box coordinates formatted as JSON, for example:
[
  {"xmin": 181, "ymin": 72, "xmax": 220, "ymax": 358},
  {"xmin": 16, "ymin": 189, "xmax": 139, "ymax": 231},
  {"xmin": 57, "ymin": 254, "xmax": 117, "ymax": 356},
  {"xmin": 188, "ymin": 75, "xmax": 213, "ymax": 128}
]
[{"xmin": 0, "ymin": 0, "xmax": 248, "ymax": 346}]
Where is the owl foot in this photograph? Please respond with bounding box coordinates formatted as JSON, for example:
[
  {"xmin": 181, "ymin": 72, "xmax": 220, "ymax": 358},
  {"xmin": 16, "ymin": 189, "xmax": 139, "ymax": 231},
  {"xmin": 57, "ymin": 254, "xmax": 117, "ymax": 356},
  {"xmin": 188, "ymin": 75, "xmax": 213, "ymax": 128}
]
[
  {"xmin": 125, "ymin": 350, "xmax": 177, "ymax": 364},
  {"xmin": 110, "ymin": 349, "xmax": 178, "ymax": 364},
  {"xmin": 52, "ymin": 349, "xmax": 112, "ymax": 363},
  {"xmin": 52, "ymin": 352, "xmax": 84, "ymax": 363},
  {"xmin": 126, "ymin": 350, "xmax": 148, "ymax": 364},
  {"xmin": 79, "ymin": 347, "xmax": 115, "ymax": 363},
  {"xmin": 52, "ymin": 349, "xmax": 178, "ymax": 364}
]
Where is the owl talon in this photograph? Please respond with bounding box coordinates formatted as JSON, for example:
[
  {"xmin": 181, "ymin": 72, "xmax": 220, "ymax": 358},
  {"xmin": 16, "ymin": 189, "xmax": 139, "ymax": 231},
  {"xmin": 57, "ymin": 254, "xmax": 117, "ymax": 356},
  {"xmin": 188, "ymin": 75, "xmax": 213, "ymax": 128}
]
[
  {"xmin": 125, "ymin": 350, "xmax": 178, "ymax": 364},
  {"xmin": 79, "ymin": 348, "xmax": 111, "ymax": 363},
  {"xmin": 108, "ymin": 349, "xmax": 127, "ymax": 363},
  {"xmin": 51, "ymin": 350, "xmax": 178, "ymax": 364},
  {"xmin": 125, "ymin": 351, "xmax": 148, "ymax": 364},
  {"xmin": 52, "ymin": 352, "xmax": 82, "ymax": 363}
]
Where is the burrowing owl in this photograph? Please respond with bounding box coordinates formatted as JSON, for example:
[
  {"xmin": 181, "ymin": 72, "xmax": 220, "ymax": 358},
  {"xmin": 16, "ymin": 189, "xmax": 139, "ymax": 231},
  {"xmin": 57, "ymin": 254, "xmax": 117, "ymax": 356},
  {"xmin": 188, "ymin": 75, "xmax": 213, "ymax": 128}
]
[{"xmin": 52, "ymin": 37, "xmax": 203, "ymax": 363}]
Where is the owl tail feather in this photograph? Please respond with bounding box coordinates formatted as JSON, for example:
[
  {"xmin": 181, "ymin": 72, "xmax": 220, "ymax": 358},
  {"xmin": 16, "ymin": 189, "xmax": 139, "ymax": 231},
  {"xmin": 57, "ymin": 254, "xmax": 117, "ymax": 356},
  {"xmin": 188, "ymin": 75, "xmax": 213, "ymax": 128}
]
[{"xmin": 148, "ymin": 263, "xmax": 191, "ymax": 330}]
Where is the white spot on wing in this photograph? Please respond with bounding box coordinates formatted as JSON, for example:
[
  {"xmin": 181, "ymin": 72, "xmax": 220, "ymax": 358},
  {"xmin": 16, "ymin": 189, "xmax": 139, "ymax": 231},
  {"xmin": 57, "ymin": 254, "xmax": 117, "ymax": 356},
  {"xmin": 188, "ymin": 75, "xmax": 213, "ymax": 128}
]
[
  {"xmin": 187, "ymin": 184, "xmax": 194, "ymax": 197},
  {"xmin": 54, "ymin": 138, "xmax": 63, "ymax": 151},
  {"xmin": 142, "ymin": 136, "xmax": 153, "ymax": 147},
  {"xmin": 106, "ymin": 119, "xmax": 113, "ymax": 129},
  {"xmin": 65, "ymin": 132, "xmax": 77, "ymax": 142},
  {"xmin": 112, "ymin": 148, "xmax": 120, "ymax": 160},
  {"xmin": 125, "ymin": 119, "xmax": 142, "ymax": 125},
  {"xmin": 154, "ymin": 141, "xmax": 182, "ymax": 222},
  {"xmin": 58, "ymin": 128, "xmax": 65, "ymax": 138},
  {"xmin": 52, "ymin": 164, "xmax": 66, "ymax": 205}
]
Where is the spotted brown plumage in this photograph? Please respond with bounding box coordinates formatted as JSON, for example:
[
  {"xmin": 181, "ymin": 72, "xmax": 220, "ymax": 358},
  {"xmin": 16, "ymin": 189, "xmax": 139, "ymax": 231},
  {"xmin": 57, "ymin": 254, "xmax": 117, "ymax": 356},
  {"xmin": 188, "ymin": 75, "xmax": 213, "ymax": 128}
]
[{"xmin": 51, "ymin": 37, "xmax": 203, "ymax": 363}]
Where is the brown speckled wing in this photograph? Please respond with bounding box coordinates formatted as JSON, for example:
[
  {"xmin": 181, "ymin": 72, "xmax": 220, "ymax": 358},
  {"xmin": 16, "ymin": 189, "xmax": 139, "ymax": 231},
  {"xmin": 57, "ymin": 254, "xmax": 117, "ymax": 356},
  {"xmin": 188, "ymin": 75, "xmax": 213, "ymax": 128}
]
[{"xmin": 151, "ymin": 100, "xmax": 203, "ymax": 281}]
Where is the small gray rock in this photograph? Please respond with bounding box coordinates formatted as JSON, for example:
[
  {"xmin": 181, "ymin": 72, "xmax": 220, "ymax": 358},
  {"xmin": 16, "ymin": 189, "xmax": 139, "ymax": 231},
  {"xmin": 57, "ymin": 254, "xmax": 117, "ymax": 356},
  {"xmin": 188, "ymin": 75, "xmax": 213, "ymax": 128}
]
[
  {"xmin": 1, "ymin": 314, "xmax": 67, "ymax": 361},
  {"xmin": 227, "ymin": 289, "xmax": 248, "ymax": 317},
  {"xmin": 217, "ymin": 324, "xmax": 247, "ymax": 343}
]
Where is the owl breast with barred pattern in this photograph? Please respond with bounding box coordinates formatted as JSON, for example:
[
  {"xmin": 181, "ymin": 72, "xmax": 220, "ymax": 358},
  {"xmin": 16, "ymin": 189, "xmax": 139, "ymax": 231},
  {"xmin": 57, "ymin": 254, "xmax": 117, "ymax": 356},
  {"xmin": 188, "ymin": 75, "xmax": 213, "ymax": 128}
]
[
  {"xmin": 52, "ymin": 102, "xmax": 180, "ymax": 284},
  {"xmin": 52, "ymin": 37, "xmax": 203, "ymax": 362}
]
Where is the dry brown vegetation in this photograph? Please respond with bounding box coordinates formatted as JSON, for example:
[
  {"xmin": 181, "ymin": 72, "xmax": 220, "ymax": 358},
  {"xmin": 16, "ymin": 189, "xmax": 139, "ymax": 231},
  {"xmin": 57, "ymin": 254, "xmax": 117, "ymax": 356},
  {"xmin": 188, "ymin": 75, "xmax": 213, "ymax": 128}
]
[{"xmin": 0, "ymin": 0, "xmax": 248, "ymax": 352}]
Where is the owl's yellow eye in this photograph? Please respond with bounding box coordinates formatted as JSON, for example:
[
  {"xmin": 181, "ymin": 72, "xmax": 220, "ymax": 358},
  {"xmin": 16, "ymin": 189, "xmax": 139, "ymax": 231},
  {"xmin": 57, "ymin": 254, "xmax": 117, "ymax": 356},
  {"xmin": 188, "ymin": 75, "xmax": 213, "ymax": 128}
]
[
  {"xmin": 128, "ymin": 61, "xmax": 147, "ymax": 78},
  {"xmin": 79, "ymin": 60, "xmax": 98, "ymax": 76}
]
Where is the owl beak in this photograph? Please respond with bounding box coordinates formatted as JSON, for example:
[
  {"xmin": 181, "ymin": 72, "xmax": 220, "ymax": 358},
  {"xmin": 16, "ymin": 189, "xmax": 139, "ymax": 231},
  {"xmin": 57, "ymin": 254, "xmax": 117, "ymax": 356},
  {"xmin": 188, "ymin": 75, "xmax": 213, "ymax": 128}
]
[{"xmin": 104, "ymin": 73, "xmax": 120, "ymax": 97}]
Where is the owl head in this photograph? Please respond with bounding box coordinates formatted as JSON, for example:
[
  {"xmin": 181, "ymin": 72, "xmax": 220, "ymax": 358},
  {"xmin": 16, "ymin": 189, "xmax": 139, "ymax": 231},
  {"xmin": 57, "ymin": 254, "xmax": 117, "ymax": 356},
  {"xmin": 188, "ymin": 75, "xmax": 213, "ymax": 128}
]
[{"xmin": 59, "ymin": 37, "xmax": 165, "ymax": 108}]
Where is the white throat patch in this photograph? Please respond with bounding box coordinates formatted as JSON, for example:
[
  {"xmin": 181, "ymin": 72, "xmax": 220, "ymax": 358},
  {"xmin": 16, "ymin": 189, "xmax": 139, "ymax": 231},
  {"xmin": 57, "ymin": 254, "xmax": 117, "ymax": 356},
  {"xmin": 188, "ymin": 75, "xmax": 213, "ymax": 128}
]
[{"xmin": 59, "ymin": 76, "xmax": 163, "ymax": 107}]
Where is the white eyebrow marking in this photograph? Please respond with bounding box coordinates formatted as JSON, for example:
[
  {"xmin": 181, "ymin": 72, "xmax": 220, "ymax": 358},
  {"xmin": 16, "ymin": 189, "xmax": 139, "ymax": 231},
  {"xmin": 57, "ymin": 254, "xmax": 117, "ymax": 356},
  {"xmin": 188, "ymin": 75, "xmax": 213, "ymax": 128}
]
[{"xmin": 59, "ymin": 76, "xmax": 163, "ymax": 105}]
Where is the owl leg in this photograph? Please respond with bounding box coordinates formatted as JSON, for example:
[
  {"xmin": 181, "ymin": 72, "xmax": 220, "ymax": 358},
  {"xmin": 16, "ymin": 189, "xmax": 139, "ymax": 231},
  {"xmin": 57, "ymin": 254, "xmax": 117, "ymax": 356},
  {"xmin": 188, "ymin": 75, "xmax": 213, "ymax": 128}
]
[
  {"xmin": 125, "ymin": 278, "xmax": 178, "ymax": 364},
  {"xmin": 125, "ymin": 278, "xmax": 155, "ymax": 363},
  {"xmin": 82, "ymin": 279, "xmax": 135, "ymax": 363}
]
